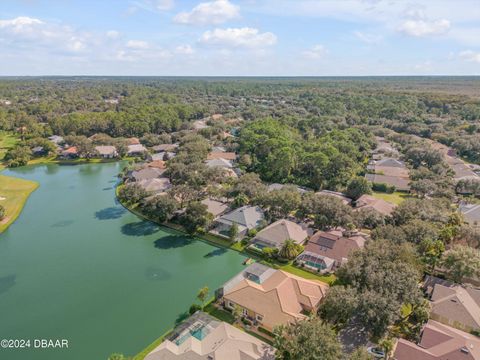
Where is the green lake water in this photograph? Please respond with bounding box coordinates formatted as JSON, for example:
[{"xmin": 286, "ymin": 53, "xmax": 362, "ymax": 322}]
[{"xmin": 0, "ymin": 162, "xmax": 246, "ymax": 360}]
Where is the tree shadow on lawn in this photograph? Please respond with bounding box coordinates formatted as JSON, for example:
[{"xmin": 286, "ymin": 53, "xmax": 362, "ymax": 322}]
[
  {"xmin": 95, "ymin": 206, "xmax": 126, "ymax": 220},
  {"xmin": 203, "ymin": 247, "xmax": 227, "ymax": 258},
  {"xmin": 154, "ymin": 235, "xmax": 193, "ymax": 249},
  {"xmin": 121, "ymin": 220, "xmax": 160, "ymax": 236},
  {"xmin": 0, "ymin": 274, "xmax": 16, "ymax": 297}
]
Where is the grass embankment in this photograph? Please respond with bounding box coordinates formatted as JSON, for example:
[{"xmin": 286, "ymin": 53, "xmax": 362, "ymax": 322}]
[
  {"xmin": 0, "ymin": 174, "xmax": 38, "ymax": 233},
  {"xmin": 0, "ymin": 131, "xmax": 19, "ymax": 170},
  {"xmin": 371, "ymin": 191, "xmax": 410, "ymax": 205}
]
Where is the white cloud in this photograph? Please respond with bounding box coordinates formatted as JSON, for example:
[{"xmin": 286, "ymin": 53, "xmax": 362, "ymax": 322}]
[
  {"xmin": 302, "ymin": 44, "xmax": 328, "ymax": 59},
  {"xmin": 0, "ymin": 16, "xmax": 43, "ymax": 31},
  {"xmin": 174, "ymin": 0, "xmax": 240, "ymax": 25},
  {"xmin": 459, "ymin": 50, "xmax": 480, "ymax": 63},
  {"xmin": 397, "ymin": 18, "xmax": 450, "ymax": 37},
  {"xmin": 175, "ymin": 44, "xmax": 195, "ymax": 54},
  {"xmin": 155, "ymin": 0, "xmax": 175, "ymax": 11},
  {"xmin": 126, "ymin": 40, "xmax": 150, "ymax": 49},
  {"xmin": 106, "ymin": 30, "xmax": 120, "ymax": 39},
  {"xmin": 200, "ymin": 27, "xmax": 276, "ymax": 48},
  {"xmin": 354, "ymin": 30, "xmax": 382, "ymax": 44}
]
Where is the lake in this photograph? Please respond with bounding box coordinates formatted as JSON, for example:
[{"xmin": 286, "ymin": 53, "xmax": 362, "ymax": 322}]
[{"xmin": 0, "ymin": 162, "xmax": 246, "ymax": 360}]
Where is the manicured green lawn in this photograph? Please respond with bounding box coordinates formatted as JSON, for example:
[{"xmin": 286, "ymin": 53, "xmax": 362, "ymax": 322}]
[
  {"xmin": 371, "ymin": 191, "xmax": 410, "ymax": 205},
  {"xmin": 279, "ymin": 264, "xmax": 337, "ymax": 285},
  {"xmin": 0, "ymin": 174, "xmax": 39, "ymax": 233},
  {"xmin": 0, "ymin": 131, "xmax": 19, "ymax": 169},
  {"xmin": 204, "ymin": 303, "xmax": 235, "ymax": 324}
]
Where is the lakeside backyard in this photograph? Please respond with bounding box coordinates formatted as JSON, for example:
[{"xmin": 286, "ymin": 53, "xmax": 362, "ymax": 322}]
[{"xmin": 0, "ymin": 163, "xmax": 249, "ymax": 360}]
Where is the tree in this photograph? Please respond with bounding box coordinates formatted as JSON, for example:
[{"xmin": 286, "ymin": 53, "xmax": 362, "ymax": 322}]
[
  {"xmin": 257, "ymin": 186, "xmax": 302, "ymax": 220},
  {"xmin": 107, "ymin": 354, "xmax": 131, "ymax": 360},
  {"xmin": 346, "ymin": 177, "xmax": 372, "ymax": 201},
  {"xmin": 299, "ymin": 193, "xmax": 353, "ymax": 230},
  {"xmin": 118, "ymin": 183, "xmax": 147, "ymax": 205},
  {"xmin": 349, "ymin": 348, "xmax": 374, "ymax": 360},
  {"xmin": 228, "ymin": 172, "xmax": 267, "ymax": 200},
  {"xmin": 335, "ymin": 239, "xmax": 423, "ymax": 338},
  {"xmin": 418, "ymin": 238, "xmax": 444, "ymax": 272},
  {"xmin": 232, "ymin": 304, "xmax": 243, "ymax": 322},
  {"xmin": 180, "ymin": 202, "xmax": 212, "ymax": 235},
  {"xmin": 319, "ymin": 286, "xmax": 358, "ymax": 327},
  {"xmin": 5, "ymin": 145, "xmax": 32, "ymax": 167},
  {"xmin": 197, "ymin": 286, "xmax": 209, "ymax": 310},
  {"xmin": 229, "ymin": 222, "xmax": 239, "ymax": 241},
  {"xmin": 0, "ymin": 205, "xmax": 5, "ymax": 220},
  {"xmin": 379, "ymin": 338, "xmax": 395, "ymax": 360},
  {"xmin": 355, "ymin": 207, "xmax": 385, "ymax": 229},
  {"xmin": 279, "ymin": 239, "xmax": 303, "ymax": 260},
  {"xmin": 441, "ymin": 245, "xmax": 480, "ymax": 283},
  {"xmin": 142, "ymin": 194, "xmax": 178, "ymax": 223},
  {"xmin": 273, "ymin": 317, "xmax": 343, "ymax": 360}
]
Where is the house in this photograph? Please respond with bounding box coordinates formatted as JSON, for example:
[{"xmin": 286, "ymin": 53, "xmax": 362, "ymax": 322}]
[
  {"xmin": 192, "ymin": 119, "xmax": 209, "ymax": 130},
  {"xmin": 211, "ymin": 113, "xmax": 223, "ymax": 121},
  {"xmin": 365, "ymin": 173, "xmax": 411, "ymax": 191},
  {"xmin": 212, "ymin": 146, "xmax": 226, "ymax": 152},
  {"xmin": 205, "ymin": 158, "xmax": 233, "ymax": 169},
  {"xmin": 144, "ymin": 312, "xmax": 275, "ymax": 360},
  {"xmin": 355, "ymin": 194, "xmax": 396, "ymax": 216},
  {"xmin": 48, "ymin": 135, "xmax": 64, "ymax": 145},
  {"xmin": 210, "ymin": 206, "xmax": 265, "ymax": 240},
  {"xmin": 31, "ymin": 146, "xmax": 46, "ymax": 156},
  {"xmin": 60, "ymin": 146, "xmax": 78, "ymax": 159},
  {"xmin": 459, "ymin": 203, "xmax": 480, "ymax": 227},
  {"xmin": 127, "ymin": 137, "xmax": 141, "ymax": 145},
  {"xmin": 316, "ymin": 190, "xmax": 352, "ymax": 205},
  {"xmin": 128, "ymin": 167, "xmax": 165, "ymax": 182},
  {"xmin": 94, "ymin": 145, "xmax": 118, "ymax": 159},
  {"xmin": 296, "ymin": 228, "xmax": 367, "ymax": 272},
  {"xmin": 393, "ymin": 320, "xmax": 480, "ymax": 360},
  {"xmin": 427, "ymin": 281, "xmax": 480, "ymax": 332},
  {"xmin": 207, "ymin": 152, "xmax": 237, "ymax": 161},
  {"xmin": 201, "ymin": 198, "xmax": 229, "ymax": 218},
  {"xmin": 127, "ymin": 144, "xmax": 147, "ymax": 156},
  {"xmin": 147, "ymin": 160, "xmax": 167, "ymax": 170},
  {"xmin": 151, "ymin": 144, "xmax": 179, "ymax": 153},
  {"xmin": 219, "ymin": 263, "xmax": 328, "ymax": 331},
  {"xmin": 267, "ymin": 183, "xmax": 309, "ymax": 194},
  {"xmin": 250, "ymin": 219, "xmax": 309, "ymax": 251},
  {"xmin": 138, "ymin": 178, "xmax": 172, "ymax": 194}
]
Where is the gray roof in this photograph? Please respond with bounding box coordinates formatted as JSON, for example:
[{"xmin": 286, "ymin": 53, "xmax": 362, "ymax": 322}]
[
  {"xmin": 138, "ymin": 178, "xmax": 171, "ymax": 193},
  {"xmin": 365, "ymin": 173, "xmax": 411, "ymax": 190},
  {"xmin": 459, "ymin": 203, "xmax": 480, "ymax": 225},
  {"xmin": 373, "ymin": 158, "xmax": 406, "ymax": 168},
  {"xmin": 216, "ymin": 206, "xmax": 265, "ymax": 229},
  {"xmin": 127, "ymin": 144, "xmax": 147, "ymax": 154},
  {"xmin": 252, "ymin": 219, "xmax": 309, "ymax": 249},
  {"xmin": 131, "ymin": 167, "xmax": 164, "ymax": 182},
  {"xmin": 95, "ymin": 145, "xmax": 117, "ymax": 156},
  {"xmin": 219, "ymin": 263, "xmax": 276, "ymax": 296},
  {"xmin": 205, "ymin": 158, "xmax": 233, "ymax": 169},
  {"xmin": 152, "ymin": 144, "xmax": 179, "ymax": 152}
]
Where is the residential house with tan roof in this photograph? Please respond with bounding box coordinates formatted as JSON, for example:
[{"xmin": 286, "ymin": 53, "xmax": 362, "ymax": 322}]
[
  {"xmin": 127, "ymin": 137, "xmax": 141, "ymax": 145},
  {"xmin": 94, "ymin": 145, "xmax": 118, "ymax": 159},
  {"xmin": 127, "ymin": 144, "xmax": 147, "ymax": 156},
  {"xmin": 365, "ymin": 173, "xmax": 411, "ymax": 191},
  {"xmin": 201, "ymin": 198, "xmax": 230, "ymax": 218},
  {"xmin": 459, "ymin": 203, "xmax": 480, "ymax": 227},
  {"xmin": 428, "ymin": 282, "xmax": 480, "ymax": 332},
  {"xmin": 296, "ymin": 228, "xmax": 367, "ymax": 272},
  {"xmin": 366, "ymin": 157, "xmax": 411, "ymax": 191},
  {"xmin": 250, "ymin": 219, "xmax": 309, "ymax": 251},
  {"xmin": 393, "ymin": 320, "xmax": 480, "ymax": 360},
  {"xmin": 205, "ymin": 158, "xmax": 234, "ymax": 169},
  {"xmin": 219, "ymin": 263, "xmax": 328, "ymax": 331},
  {"xmin": 148, "ymin": 160, "xmax": 167, "ymax": 170},
  {"xmin": 354, "ymin": 194, "xmax": 396, "ymax": 216},
  {"xmin": 151, "ymin": 143, "xmax": 179, "ymax": 153},
  {"xmin": 145, "ymin": 311, "xmax": 274, "ymax": 360},
  {"xmin": 138, "ymin": 178, "xmax": 172, "ymax": 194},
  {"xmin": 207, "ymin": 151, "xmax": 237, "ymax": 161},
  {"xmin": 127, "ymin": 167, "xmax": 165, "ymax": 182}
]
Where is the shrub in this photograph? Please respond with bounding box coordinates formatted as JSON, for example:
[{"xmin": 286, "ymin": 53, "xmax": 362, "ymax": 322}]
[{"xmin": 189, "ymin": 304, "xmax": 202, "ymax": 314}]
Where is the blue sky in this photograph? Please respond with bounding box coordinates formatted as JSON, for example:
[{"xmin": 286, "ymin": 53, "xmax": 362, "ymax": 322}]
[{"xmin": 1, "ymin": 0, "xmax": 480, "ymax": 76}]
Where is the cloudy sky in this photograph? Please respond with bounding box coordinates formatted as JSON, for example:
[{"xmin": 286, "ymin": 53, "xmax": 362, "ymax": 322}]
[{"xmin": 1, "ymin": 0, "xmax": 480, "ymax": 76}]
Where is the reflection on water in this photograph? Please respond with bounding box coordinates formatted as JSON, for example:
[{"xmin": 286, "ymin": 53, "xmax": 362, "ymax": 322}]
[
  {"xmin": 0, "ymin": 275, "xmax": 16, "ymax": 296},
  {"xmin": 94, "ymin": 207, "xmax": 126, "ymax": 220}
]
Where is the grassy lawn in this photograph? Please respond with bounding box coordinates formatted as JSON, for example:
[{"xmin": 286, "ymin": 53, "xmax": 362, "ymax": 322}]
[
  {"xmin": 204, "ymin": 303, "xmax": 235, "ymax": 324},
  {"xmin": 279, "ymin": 264, "xmax": 337, "ymax": 285},
  {"xmin": 371, "ymin": 191, "xmax": 410, "ymax": 205},
  {"xmin": 0, "ymin": 131, "xmax": 19, "ymax": 169},
  {"xmin": 0, "ymin": 174, "xmax": 38, "ymax": 233}
]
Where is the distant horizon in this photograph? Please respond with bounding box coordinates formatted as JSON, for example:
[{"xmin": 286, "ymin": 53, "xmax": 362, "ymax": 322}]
[
  {"xmin": 1, "ymin": 0, "xmax": 479, "ymax": 76},
  {"xmin": 1, "ymin": 75, "xmax": 480, "ymax": 78}
]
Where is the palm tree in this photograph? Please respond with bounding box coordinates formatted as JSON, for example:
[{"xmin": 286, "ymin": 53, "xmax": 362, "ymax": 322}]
[{"xmin": 279, "ymin": 239, "xmax": 301, "ymax": 260}]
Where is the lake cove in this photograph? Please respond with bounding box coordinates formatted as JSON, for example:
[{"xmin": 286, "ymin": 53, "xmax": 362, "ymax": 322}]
[{"xmin": 0, "ymin": 162, "xmax": 246, "ymax": 360}]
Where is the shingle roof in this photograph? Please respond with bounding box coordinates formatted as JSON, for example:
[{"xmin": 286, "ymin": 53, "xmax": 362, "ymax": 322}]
[
  {"xmin": 131, "ymin": 167, "xmax": 164, "ymax": 181},
  {"xmin": 205, "ymin": 158, "xmax": 233, "ymax": 168},
  {"xmin": 95, "ymin": 145, "xmax": 117, "ymax": 156},
  {"xmin": 252, "ymin": 219, "xmax": 309, "ymax": 249},
  {"xmin": 394, "ymin": 320, "xmax": 480, "ymax": 360},
  {"xmin": 217, "ymin": 206, "xmax": 265, "ymax": 229},
  {"xmin": 355, "ymin": 195, "xmax": 396, "ymax": 216},
  {"xmin": 430, "ymin": 283, "xmax": 480, "ymax": 330},
  {"xmin": 127, "ymin": 144, "xmax": 147, "ymax": 153},
  {"xmin": 316, "ymin": 190, "xmax": 352, "ymax": 205},
  {"xmin": 201, "ymin": 198, "xmax": 229, "ymax": 217},
  {"xmin": 303, "ymin": 229, "xmax": 366, "ymax": 266},
  {"xmin": 152, "ymin": 144, "xmax": 179, "ymax": 152},
  {"xmin": 138, "ymin": 178, "xmax": 172, "ymax": 193},
  {"xmin": 207, "ymin": 152, "xmax": 237, "ymax": 160},
  {"xmin": 365, "ymin": 173, "xmax": 411, "ymax": 191},
  {"xmin": 459, "ymin": 203, "xmax": 480, "ymax": 225}
]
